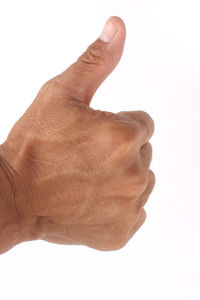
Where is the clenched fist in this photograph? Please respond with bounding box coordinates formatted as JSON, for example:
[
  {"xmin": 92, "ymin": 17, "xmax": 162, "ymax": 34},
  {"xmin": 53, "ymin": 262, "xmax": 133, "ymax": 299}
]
[{"xmin": 0, "ymin": 16, "xmax": 155, "ymax": 254}]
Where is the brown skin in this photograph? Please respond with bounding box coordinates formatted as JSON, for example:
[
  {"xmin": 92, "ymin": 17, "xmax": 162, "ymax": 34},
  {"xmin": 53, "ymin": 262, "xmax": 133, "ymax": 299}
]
[{"xmin": 0, "ymin": 16, "xmax": 155, "ymax": 254}]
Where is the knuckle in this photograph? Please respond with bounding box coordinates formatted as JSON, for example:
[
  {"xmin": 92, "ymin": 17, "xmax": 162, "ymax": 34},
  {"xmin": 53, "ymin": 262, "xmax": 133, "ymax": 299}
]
[
  {"xmin": 115, "ymin": 122, "xmax": 141, "ymax": 148},
  {"xmin": 40, "ymin": 79, "xmax": 57, "ymax": 92},
  {"xmin": 108, "ymin": 235, "xmax": 128, "ymax": 251},
  {"xmin": 121, "ymin": 195, "xmax": 137, "ymax": 209},
  {"xmin": 124, "ymin": 124, "xmax": 141, "ymax": 143},
  {"xmin": 77, "ymin": 41, "xmax": 107, "ymax": 70},
  {"xmin": 149, "ymin": 169, "xmax": 156, "ymax": 186},
  {"xmin": 133, "ymin": 170, "xmax": 148, "ymax": 195},
  {"xmin": 116, "ymin": 167, "xmax": 148, "ymax": 198},
  {"xmin": 123, "ymin": 122, "xmax": 143, "ymax": 146},
  {"xmin": 131, "ymin": 123, "xmax": 143, "ymax": 141},
  {"xmin": 39, "ymin": 78, "xmax": 65, "ymax": 97},
  {"xmin": 136, "ymin": 110, "xmax": 154, "ymax": 122},
  {"xmin": 108, "ymin": 117, "xmax": 147, "ymax": 153},
  {"xmin": 120, "ymin": 180, "xmax": 142, "ymax": 200},
  {"xmin": 145, "ymin": 142, "xmax": 152, "ymax": 152},
  {"xmin": 136, "ymin": 110, "xmax": 155, "ymax": 134},
  {"xmin": 136, "ymin": 209, "xmax": 147, "ymax": 225},
  {"xmin": 105, "ymin": 221, "xmax": 132, "ymax": 251},
  {"xmin": 140, "ymin": 142, "xmax": 153, "ymax": 158},
  {"xmin": 130, "ymin": 209, "xmax": 147, "ymax": 237},
  {"xmin": 137, "ymin": 176, "xmax": 148, "ymax": 194}
]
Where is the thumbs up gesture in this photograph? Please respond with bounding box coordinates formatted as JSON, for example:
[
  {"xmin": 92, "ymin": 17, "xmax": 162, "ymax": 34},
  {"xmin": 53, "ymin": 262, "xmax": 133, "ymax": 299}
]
[{"xmin": 0, "ymin": 17, "xmax": 155, "ymax": 253}]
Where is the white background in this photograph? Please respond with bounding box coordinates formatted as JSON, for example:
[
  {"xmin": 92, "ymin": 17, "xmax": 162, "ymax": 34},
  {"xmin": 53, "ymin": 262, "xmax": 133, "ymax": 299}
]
[{"xmin": 0, "ymin": 0, "xmax": 200, "ymax": 299}]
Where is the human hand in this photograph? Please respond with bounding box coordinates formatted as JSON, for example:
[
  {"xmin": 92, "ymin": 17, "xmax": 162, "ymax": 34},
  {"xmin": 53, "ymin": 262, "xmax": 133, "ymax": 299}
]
[{"xmin": 0, "ymin": 16, "xmax": 155, "ymax": 253}]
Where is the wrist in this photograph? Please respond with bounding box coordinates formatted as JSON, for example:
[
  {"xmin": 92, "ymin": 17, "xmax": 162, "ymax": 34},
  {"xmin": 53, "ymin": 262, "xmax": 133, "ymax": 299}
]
[
  {"xmin": 0, "ymin": 144, "xmax": 42, "ymax": 254},
  {"xmin": 0, "ymin": 153, "xmax": 23, "ymax": 254}
]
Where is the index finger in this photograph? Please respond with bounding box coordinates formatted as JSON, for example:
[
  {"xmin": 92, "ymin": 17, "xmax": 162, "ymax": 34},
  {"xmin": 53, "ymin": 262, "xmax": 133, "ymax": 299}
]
[{"xmin": 117, "ymin": 110, "xmax": 155, "ymax": 144}]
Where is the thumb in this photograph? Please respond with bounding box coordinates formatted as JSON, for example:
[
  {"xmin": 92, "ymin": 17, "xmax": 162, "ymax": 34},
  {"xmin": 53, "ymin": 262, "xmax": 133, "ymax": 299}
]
[{"xmin": 54, "ymin": 16, "xmax": 126, "ymax": 105}]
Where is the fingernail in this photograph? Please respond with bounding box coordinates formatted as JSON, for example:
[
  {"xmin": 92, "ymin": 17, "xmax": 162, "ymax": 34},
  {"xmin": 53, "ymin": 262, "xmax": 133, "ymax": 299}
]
[{"xmin": 99, "ymin": 19, "xmax": 117, "ymax": 43}]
